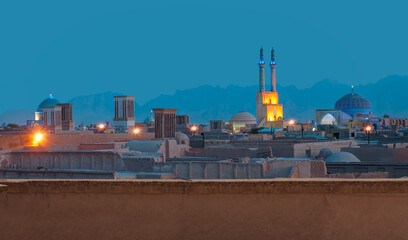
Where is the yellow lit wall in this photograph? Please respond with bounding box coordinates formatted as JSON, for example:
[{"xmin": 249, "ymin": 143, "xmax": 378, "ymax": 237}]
[
  {"xmin": 266, "ymin": 105, "xmax": 283, "ymax": 122},
  {"xmin": 34, "ymin": 112, "xmax": 42, "ymax": 121},
  {"xmin": 262, "ymin": 92, "xmax": 279, "ymax": 105},
  {"xmin": 232, "ymin": 123, "xmax": 245, "ymax": 132}
]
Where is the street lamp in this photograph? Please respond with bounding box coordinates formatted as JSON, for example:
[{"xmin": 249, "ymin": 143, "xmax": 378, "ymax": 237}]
[
  {"xmin": 133, "ymin": 128, "xmax": 140, "ymax": 134},
  {"xmin": 190, "ymin": 125, "xmax": 198, "ymax": 136},
  {"xmin": 288, "ymin": 119, "xmax": 295, "ymax": 132},
  {"xmin": 365, "ymin": 125, "xmax": 372, "ymax": 144},
  {"xmin": 32, "ymin": 132, "xmax": 45, "ymax": 146}
]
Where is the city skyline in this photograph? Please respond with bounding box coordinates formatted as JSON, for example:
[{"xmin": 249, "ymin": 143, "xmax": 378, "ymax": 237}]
[{"xmin": 1, "ymin": 0, "xmax": 408, "ymax": 113}]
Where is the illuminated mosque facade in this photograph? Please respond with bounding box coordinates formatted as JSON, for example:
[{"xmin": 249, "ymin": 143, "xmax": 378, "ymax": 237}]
[
  {"xmin": 256, "ymin": 48, "xmax": 283, "ymax": 128},
  {"xmin": 33, "ymin": 93, "xmax": 75, "ymax": 133},
  {"xmin": 316, "ymin": 87, "xmax": 378, "ymax": 129}
]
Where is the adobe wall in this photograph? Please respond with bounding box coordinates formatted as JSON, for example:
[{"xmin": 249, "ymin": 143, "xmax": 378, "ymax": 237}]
[
  {"xmin": 0, "ymin": 132, "xmax": 155, "ymax": 150},
  {"xmin": 342, "ymin": 147, "xmax": 408, "ymax": 162},
  {"xmin": 0, "ymin": 151, "xmax": 125, "ymax": 171},
  {"xmin": 153, "ymin": 160, "xmax": 326, "ymax": 179},
  {"xmin": 1, "ymin": 179, "xmax": 408, "ymax": 240}
]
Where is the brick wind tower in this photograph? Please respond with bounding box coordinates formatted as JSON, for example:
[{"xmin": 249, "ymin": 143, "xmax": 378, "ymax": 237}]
[{"xmin": 256, "ymin": 48, "xmax": 284, "ymax": 128}]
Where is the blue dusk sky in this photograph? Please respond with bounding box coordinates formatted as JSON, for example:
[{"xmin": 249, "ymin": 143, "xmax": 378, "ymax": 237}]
[{"xmin": 0, "ymin": 0, "xmax": 407, "ymax": 112}]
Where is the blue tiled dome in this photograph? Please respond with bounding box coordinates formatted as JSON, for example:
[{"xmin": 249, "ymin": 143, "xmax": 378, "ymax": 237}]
[
  {"xmin": 37, "ymin": 94, "xmax": 60, "ymax": 112},
  {"xmin": 334, "ymin": 93, "xmax": 371, "ymax": 117}
]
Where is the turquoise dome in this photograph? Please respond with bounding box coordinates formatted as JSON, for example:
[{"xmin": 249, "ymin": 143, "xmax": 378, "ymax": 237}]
[
  {"xmin": 37, "ymin": 94, "xmax": 60, "ymax": 112},
  {"xmin": 334, "ymin": 93, "xmax": 371, "ymax": 117}
]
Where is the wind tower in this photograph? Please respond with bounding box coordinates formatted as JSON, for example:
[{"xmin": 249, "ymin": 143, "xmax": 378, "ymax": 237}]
[{"xmin": 256, "ymin": 47, "xmax": 283, "ymax": 128}]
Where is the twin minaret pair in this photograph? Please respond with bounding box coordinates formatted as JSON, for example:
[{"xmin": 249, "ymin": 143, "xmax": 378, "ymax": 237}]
[
  {"xmin": 258, "ymin": 47, "xmax": 276, "ymax": 92},
  {"xmin": 255, "ymin": 47, "xmax": 283, "ymax": 127}
]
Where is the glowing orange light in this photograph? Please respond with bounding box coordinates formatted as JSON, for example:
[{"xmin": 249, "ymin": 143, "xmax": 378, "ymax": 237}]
[
  {"xmin": 32, "ymin": 132, "xmax": 44, "ymax": 146},
  {"xmin": 34, "ymin": 133, "xmax": 43, "ymax": 142},
  {"xmin": 366, "ymin": 126, "xmax": 372, "ymax": 132},
  {"xmin": 98, "ymin": 124, "xmax": 105, "ymax": 129},
  {"xmin": 133, "ymin": 128, "xmax": 140, "ymax": 134},
  {"xmin": 289, "ymin": 120, "xmax": 295, "ymax": 125},
  {"xmin": 191, "ymin": 125, "xmax": 198, "ymax": 132}
]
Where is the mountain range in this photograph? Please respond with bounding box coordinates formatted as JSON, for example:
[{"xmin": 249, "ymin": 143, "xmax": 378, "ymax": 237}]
[{"xmin": 1, "ymin": 75, "xmax": 407, "ymax": 125}]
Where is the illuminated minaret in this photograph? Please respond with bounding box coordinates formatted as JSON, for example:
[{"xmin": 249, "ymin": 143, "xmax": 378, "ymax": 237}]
[
  {"xmin": 270, "ymin": 48, "xmax": 277, "ymax": 92},
  {"xmin": 258, "ymin": 47, "xmax": 265, "ymax": 91},
  {"xmin": 256, "ymin": 47, "xmax": 283, "ymax": 128}
]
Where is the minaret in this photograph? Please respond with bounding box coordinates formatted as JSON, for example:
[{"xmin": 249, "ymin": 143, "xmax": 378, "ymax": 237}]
[
  {"xmin": 270, "ymin": 48, "xmax": 277, "ymax": 92},
  {"xmin": 258, "ymin": 47, "xmax": 265, "ymax": 91}
]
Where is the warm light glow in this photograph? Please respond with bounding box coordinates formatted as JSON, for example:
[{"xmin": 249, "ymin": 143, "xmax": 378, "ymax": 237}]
[
  {"xmin": 262, "ymin": 92, "xmax": 279, "ymax": 105},
  {"xmin": 32, "ymin": 132, "xmax": 44, "ymax": 146},
  {"xmin": 191, "ymin": 125, "xmax": 198, "ymax": 132},
  {"xmin": 98, "ymin": 124, "xmax": 105, "ymax": 129},
  {"xmin": 266, "ymin": 106, "xmax": 283, "ymax": 122},
  {"xmin": 34, "ymin": 133, "xmax": 43, "ymax": 142},
  {"xmin": 366, "ymin": 126, "xmax": 372, "ymax": 132},
  {"xmin": 289, "ymin": 120, "xmax": 295, "ymax": 125},
  {"xmin": 133, "ymin": 128, "xmax": 140, "ymax": 134}
]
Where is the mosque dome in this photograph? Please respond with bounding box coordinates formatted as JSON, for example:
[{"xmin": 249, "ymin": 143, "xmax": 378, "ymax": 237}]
[
  {"xmin": 229, "ymin": 111, "xmax": 257, "ymax": 125},
  {"xmin": 37, "ymin": 94, "xmax": 60, "ymax": 112},
  {"xmin": 325, "ymin": 152, "xmax": 361, "ymax": 163},
  {"xmin": 335, "ymin": 92, "xmax": 371, "ymax": 117}
]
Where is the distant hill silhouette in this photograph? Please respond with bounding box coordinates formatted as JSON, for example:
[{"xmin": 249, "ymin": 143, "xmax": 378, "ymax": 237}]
[
  {"xmin": 1, "ymin": 76, "xmax": 407, "ymax": 125},
  {"xmin": 0, "ymin": 109, "xmax": 35, "ymax": 126}
]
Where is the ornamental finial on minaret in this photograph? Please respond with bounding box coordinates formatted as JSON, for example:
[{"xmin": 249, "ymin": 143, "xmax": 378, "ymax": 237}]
[
  {"xmin": 270, "ymin": 48, "xmax": 276, "ymax": 66},
  {"xmin": 351, "ymin": 85, "xmax": 354, "ymax": 95},
  {"xmin": 259, "ymin": 47, "xmax": 265, "ymax": 66}
]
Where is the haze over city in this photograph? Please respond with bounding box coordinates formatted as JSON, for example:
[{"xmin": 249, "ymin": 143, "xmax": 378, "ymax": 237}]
[{"xmin": 1, "ymin": 1, "xmax": 408, "ymax": 240}]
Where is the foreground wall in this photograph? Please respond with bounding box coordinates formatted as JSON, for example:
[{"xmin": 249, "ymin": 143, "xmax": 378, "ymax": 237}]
[{"xmin": 1, "ymin": 179, "xmax": 408, "ymax": 240}]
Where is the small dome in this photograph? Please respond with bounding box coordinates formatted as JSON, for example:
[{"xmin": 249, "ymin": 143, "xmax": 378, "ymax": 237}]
[
  {"xmin": 175, "ymin": 132, "xmax": 189, "ymax": 144},
  {"xmin": 335, "ymin": 93, "xmax": 371, "ymax": 117},
  {"xmin": 230, "ymin": 111, "xmax": 256, "ymax": 124},
  {"xmin": 37, "ymin": 94, "xmax": 60, "ymax": 112},
  {"xmin": 318, "ymin": 148, "xmax": 333, "ymax": 159},
  {"xmin": 383, "ymin": 114, "xmax": 390, "ymax": 119},
  {"xmin": 325, "ymin": 152, "xmax": 361, "ymax": 163}
]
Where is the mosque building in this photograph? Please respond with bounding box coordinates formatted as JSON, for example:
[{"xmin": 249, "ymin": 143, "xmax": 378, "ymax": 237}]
[
  {"xmin": 315, "ymin": 87, "xmax": 378, "ymax": 130},
  {"xmin": 33, "ymin": 93, "xmax": 75, "ymax": 132},
  {"xmin": 228, "ymin": 48, "xmax": 284, "ymax": 132},
  {"xmin": 35, "ymin": 94, "xmax": 60, "ymax": 123},
  {"xmin": 256, "ymin": 48, "xmax": 283, "ymax": 128}
]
